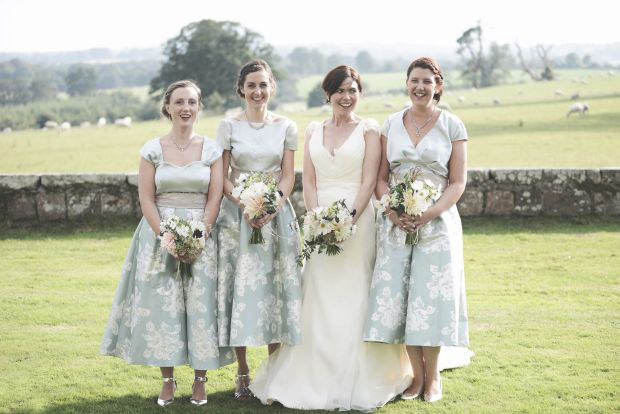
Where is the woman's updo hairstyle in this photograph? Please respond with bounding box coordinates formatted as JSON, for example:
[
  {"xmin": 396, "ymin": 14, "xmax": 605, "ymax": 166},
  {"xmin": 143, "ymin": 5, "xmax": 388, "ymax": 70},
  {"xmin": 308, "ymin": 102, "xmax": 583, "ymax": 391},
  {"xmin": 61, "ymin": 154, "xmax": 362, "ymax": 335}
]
[
  {"xmin": 322, "ymin": 65, "xmax": 363, "ymax": 103},
  {"xmin": 160, "ymin": 80, "xmax": 203, "ymax": 120},
  {"xmin": 406, "ymin": 57, "xmax": 444, "ymax": 102},
  {"xmin": 236, "ymin": 59, "xmax": 276, "ymax": 98}
]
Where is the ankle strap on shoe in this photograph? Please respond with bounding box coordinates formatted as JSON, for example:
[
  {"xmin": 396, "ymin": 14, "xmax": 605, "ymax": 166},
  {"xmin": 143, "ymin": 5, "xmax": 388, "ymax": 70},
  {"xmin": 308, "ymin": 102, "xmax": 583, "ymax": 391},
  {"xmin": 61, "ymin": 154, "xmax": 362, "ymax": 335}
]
[{"xmin": 194, "ymin": 376, "xmax": 207, "ymax": 383}]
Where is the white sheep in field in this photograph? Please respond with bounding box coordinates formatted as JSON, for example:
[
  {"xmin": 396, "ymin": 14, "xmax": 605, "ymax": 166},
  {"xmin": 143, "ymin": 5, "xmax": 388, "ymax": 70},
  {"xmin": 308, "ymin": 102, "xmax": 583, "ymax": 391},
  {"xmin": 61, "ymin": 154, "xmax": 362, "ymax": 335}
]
[
  {"xmin": 97, "ymin": 117, "xmax": 107, "ymax": 128},
  {"xmin": 493, "ymin": 97, "xmax": 501, "ymax": 105},
  {"xmin": 554, "ymin": 89, "xmax": 564, "ymax": 96},
  {"xmin": 571, "ymin": 93, "xmax": 580, "ymax": 100},
  {"xmin": 44, "ymin": 120, "xmax": 60, "ymax": 132},
  {"xmin": 566, "ymin": 102, "xmax": 589, "ymax": 117},
  {"xmin": 114, "ymin": 116, "xmax": 132, "ymax": 128},
  {"xmin": 60, "ymin": 122, "xmax": 71, "ymax": 132},
  {"xmin": 2, "ymin": 127, "xmax": 12, "ymax": 134},
  {"xmin": 384, "ymin": 102, "xmax": 394, "ymax": 109},
  {"xmin": 458, "ymin": 96, "xmax": 466, "ymax": 103}
]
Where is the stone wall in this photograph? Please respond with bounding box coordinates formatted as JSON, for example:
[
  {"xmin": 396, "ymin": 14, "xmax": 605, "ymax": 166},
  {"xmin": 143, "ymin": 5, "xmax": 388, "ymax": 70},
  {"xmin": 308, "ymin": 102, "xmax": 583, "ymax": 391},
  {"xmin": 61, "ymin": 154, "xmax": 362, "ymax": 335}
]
[{"xmin": 1, "ymin": 169, "xmax": 619, "ymax": 226}]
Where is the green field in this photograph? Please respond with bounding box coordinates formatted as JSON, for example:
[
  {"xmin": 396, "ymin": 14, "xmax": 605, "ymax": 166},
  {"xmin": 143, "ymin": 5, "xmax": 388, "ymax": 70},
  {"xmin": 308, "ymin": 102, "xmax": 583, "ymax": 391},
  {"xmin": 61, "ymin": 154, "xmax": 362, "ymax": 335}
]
[
  {"xmin": 1, "ymin": 69, "xmax": 619, "ymax": 173},
  {"xmin": 1, "ymin": 218, "xmax": 618, "ymax": 414}
]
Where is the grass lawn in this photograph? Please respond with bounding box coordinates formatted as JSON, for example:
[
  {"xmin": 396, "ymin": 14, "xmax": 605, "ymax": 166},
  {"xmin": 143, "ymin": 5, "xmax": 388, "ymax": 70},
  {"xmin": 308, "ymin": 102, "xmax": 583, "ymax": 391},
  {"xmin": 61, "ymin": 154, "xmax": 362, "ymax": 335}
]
[
  {"xmin": 1, "ymin": 218, "xmax": 618, "ymax": 413},
  {"xmin": 1, "ymin": 70, "xmax": 619, "ymax": 173}
]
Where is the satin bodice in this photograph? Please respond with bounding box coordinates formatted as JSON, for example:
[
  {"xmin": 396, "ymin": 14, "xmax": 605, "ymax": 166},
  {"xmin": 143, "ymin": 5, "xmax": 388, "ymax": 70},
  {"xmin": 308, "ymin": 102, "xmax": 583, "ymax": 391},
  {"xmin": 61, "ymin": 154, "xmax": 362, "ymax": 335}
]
[
  {"xmin": 216, "ymin": 117, "xmax": 298, "ymax": 175},
  {"xmin": 384, "ymin": 108, "xmax": 468, "ymax": 180},
  {"xmin": 308, "ymin": 119, "xmax": 377, "ymax": 207},
  {"xmin": 139, "ymin": 137, "xmax": 222, "ymax": 194}
]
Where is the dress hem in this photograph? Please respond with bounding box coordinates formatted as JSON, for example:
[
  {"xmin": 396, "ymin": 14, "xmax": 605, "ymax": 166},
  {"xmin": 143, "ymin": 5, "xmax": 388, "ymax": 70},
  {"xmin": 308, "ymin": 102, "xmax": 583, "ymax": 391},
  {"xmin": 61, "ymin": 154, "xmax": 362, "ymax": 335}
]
[{"xmin": 100, "ymin": 352, "xmax": 235, "ymax": 370}]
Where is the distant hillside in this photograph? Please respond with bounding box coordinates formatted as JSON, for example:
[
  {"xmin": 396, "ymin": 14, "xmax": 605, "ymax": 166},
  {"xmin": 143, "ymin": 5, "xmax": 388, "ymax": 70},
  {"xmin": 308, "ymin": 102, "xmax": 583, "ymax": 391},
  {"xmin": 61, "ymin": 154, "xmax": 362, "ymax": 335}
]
[{"xmin": 0, "ymin": 47, "xmax": 163, "ymax": 66}]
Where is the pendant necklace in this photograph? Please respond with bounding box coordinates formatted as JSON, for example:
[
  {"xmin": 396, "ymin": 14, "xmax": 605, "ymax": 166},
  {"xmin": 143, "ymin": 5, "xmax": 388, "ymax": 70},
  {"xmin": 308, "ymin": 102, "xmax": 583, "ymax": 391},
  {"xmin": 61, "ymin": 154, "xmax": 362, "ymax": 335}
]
[
  {"xmin": 246, "ymin": 110, "xmax": 268, "ymax": 130},
  {"xmin": 172, "ymin": 135, "xmax": 193, "ymax": 152},
  {"xmin": 410, "ymin": 106, "xmax": 436, "ymax": 137}
]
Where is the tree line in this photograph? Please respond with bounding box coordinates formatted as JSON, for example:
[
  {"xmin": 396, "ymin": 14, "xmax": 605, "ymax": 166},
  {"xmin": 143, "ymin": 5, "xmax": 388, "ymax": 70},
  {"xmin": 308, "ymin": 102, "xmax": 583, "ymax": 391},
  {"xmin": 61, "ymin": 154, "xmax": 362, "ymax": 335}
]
[{"xmin": 1, "ymin": 19, "xmax": 616, "ymax": 129}]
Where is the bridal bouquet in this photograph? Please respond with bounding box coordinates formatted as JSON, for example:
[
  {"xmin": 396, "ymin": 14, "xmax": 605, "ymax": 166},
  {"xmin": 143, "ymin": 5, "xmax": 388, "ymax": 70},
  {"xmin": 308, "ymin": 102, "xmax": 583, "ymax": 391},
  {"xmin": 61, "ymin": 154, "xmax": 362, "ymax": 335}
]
[
  {"xmin": 297, "ymin": 199, "xmax": 356, "ymax": 266},
  {"xmin": 377, "ymin": 168, "xmax": 442, "ymax": 245},
  {"xmin": 233, "ymin": 172, "xmax": 282, "ymax": 244},
  {"xmin": 159, "ymin": 216, "xmax": 208, "ymax": 278}
]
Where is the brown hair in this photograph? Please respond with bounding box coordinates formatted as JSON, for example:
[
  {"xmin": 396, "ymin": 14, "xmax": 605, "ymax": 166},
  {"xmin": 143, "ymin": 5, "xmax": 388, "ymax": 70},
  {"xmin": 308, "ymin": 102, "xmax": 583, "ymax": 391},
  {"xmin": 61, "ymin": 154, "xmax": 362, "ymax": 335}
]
[
  {"xmin": 322, "ymin": 65, "xmax": 363, "ymax": 103},
  {"xmin": 406, "ymin": 57, "xmax": 444, "ymax": 102},
  {"xmin": 160, "ymin": 80, "xmax": 203, "ymax": 120},
  {"xmin": 236, "ymin": 59, "xmax": 276, "ymax": 98}
]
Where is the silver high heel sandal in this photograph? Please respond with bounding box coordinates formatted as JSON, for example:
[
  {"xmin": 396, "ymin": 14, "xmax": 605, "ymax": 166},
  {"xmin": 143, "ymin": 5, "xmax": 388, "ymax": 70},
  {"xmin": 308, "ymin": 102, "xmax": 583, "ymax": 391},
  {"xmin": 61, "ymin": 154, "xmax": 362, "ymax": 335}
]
[
  {"xmin": 234, "ymin": 373, "xmax": 253, "ymax": 399},
  {"xmin": 424, "ymin": 376, "xmax": 442, "ymax": 403},
  {"xmin": 190, "ymin": 376, "xmax": 208, "ymax": 406},
  {"xmin": 156, "ymin": 377, "xmax": 177, "ymax": 407}
]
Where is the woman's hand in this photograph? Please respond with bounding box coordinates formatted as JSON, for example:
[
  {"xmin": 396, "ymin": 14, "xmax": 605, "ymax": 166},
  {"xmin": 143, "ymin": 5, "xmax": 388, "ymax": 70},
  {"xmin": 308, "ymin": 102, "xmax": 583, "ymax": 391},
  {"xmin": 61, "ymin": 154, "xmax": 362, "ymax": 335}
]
[
  {"xmin": 387, "ymin": 209, "xmax": 409, "ymax": 232},
  {"xmin": 401, "ymin": 211, "xmax": 434, "ymax": 233},
  {"xmin": 252, "ymin": 211, "xmax": 277, "ymax": 228}
]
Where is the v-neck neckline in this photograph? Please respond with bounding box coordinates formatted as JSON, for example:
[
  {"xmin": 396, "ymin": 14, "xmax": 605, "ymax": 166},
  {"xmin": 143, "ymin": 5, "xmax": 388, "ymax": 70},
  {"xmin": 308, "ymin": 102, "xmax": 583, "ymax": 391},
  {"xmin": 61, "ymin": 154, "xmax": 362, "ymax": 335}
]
[
  {"xmin": 401, "ymin": 108, "xmax": 442, "ymax": 150},
  {"xmin": 320, "ymin": 120, "xmax": 363, "ymax": 157}
]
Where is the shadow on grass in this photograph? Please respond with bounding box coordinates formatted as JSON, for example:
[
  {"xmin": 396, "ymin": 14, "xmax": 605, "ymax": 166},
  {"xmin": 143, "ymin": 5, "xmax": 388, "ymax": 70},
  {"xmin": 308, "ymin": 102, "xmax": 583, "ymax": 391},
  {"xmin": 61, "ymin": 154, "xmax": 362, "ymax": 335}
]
[
  {"xmin": 0, "ymin": 217, "xmax": 140, "ymax": 240},
  {"xmin": 15, "ymin": 391, "xmax": 359, "ymax": 414},
  {"xmin": 2, "ymin": 216, "xmax": 619, "ymax": 241},
  {"xmin": 461, "ymin": 216, "xmax": 620, "ymax": 235}
]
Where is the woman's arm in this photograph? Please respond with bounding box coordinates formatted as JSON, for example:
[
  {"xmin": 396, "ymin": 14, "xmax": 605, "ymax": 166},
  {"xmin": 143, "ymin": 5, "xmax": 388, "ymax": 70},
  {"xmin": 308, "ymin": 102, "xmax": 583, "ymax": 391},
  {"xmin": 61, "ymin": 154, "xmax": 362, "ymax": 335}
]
[
  {"xmin": 221, "ymin": 150, "xmax": 241, "ymax": 206},
  {"xmin": 376, "ymin": 135, "xmax": 408, "ymax": 231},
  {"xmin": 203, "ymin": 157, "xmax": 224, "ymax": 234},
  {"xmin": 138, "ymin": 157, "xmax": 162, "ymax": 234},
  {"xmin": 410, "ymin": 140, "xmax": 467, "ymax": 228},
  {"xmin": 375, "ymin": 135, "xmax": 391, "ymax": 200},
  {"xmin": 302, "ymin": 126, "xmax": 318, "ymax": 212},
  {"xmin": 278, "ymin": 149, "xmax": 296, "ymax": 200},
  {"xmin": 349, "ymin": 127, "xmax": 381, "ymax": 224}
]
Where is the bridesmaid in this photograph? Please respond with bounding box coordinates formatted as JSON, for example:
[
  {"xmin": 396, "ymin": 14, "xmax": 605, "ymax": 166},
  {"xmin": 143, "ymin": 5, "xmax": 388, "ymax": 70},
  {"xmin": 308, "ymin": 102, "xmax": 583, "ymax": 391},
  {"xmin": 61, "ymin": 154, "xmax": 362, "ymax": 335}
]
[
  {"xmin": 101, "ymin": 80, "xmax": 235, "ymax": 407},
  {"xmin": 364, "ymin": 57, "xmax": 470, "ymax": 402},
  {"xmin": 215, "ymin": 60, "xmax": 302, "ymax": 399}
]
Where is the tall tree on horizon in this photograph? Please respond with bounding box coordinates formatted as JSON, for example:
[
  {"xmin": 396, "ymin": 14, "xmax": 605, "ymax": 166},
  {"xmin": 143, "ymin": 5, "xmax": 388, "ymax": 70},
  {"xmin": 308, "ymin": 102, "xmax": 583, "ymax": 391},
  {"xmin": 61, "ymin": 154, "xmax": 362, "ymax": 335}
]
[{"xmin": 150, "ymin": 20, "xmax": 280, "ymax": 108}]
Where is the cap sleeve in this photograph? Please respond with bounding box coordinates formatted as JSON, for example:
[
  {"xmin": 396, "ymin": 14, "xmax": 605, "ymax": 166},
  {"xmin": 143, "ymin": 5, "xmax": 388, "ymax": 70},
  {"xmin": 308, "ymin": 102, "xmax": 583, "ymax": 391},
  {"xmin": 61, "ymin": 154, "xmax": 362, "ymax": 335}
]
[
  {"xmin": 449, "ymin": 115, "xmax": 468, "ymax": 142},
  {"xmin": 202, "ymin": 138, "xmax": 223, "ymax": 166},
  {"xmin": 284, "ymin": 120, "xmax": 298, "ymax": 151},
  {"xmin": 139, "ymin": 138, "xmax": 162, "ymax": 166},
  {"xmin": 363, "ymin": 118, "xmax": 381, "ymax": 136},
  {"xmin": 305, "ymin": 121, "xmax": 319, "ymax": 138},
  {"xmin": 381, "ymin": 117, "xmax": 391, "ymax": 137},
  {"xmin": 216, "ymin": 119, "xmax": 232, "ymax": 150}
]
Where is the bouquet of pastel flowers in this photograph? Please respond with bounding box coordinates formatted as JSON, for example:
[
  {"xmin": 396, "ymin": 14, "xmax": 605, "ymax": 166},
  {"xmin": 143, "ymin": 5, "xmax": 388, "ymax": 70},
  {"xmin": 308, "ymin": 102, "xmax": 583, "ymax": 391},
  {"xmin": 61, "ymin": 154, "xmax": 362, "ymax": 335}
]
[
  {"xmin": 159, "ymin": 216, "xmax": 208, "ymax": 277},
  {"xmin": 233, "ymin": 172, "xmax": 282, "ymax": 244},
  {"xmin": 297, "ymin": 199, "xmax": 356, "ymax": 267},
  {"xmin": 377, "ymin": 168, "xmax": 442, "ymax": 245}
]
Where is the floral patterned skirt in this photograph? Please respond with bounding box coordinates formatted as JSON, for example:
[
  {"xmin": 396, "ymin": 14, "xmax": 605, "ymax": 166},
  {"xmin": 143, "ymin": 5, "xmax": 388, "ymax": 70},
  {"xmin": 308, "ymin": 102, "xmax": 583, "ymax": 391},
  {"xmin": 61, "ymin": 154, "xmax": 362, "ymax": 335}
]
[
  {"xmin": 363, "ymin": 205, "xmax": 469, "ymax": 346},
  {"xmin": 100, "ymin": 207, "xmax": 235, "ymax": 370},
  {"xmin": 215, "ymin": 197, "xmax": 302, "ymax": 347}
]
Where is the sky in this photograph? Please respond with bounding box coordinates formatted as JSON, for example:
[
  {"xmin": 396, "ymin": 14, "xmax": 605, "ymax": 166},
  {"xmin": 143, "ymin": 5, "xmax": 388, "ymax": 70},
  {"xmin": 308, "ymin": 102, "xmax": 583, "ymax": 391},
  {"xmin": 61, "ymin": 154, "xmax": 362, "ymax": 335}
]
[{"xmin": 0, "ymin": 0, "xmax": 617, "ymax": 53}]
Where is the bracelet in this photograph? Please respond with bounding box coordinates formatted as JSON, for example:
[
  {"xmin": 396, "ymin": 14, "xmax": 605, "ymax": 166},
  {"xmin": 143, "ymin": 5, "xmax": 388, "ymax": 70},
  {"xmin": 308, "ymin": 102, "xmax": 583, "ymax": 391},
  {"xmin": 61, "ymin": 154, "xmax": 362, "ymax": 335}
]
[{"xmin": 350, "ymin": 208, "xmax": 357, "ymax": 217}]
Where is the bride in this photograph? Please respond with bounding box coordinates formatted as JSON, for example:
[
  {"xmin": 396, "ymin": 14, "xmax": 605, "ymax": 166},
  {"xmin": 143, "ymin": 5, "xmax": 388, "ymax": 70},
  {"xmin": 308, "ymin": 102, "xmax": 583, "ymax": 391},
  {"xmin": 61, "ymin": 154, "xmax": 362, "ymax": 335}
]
[{"xmin": 250, "ymin": 65, "xmax": 412, "ymax": 410}]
